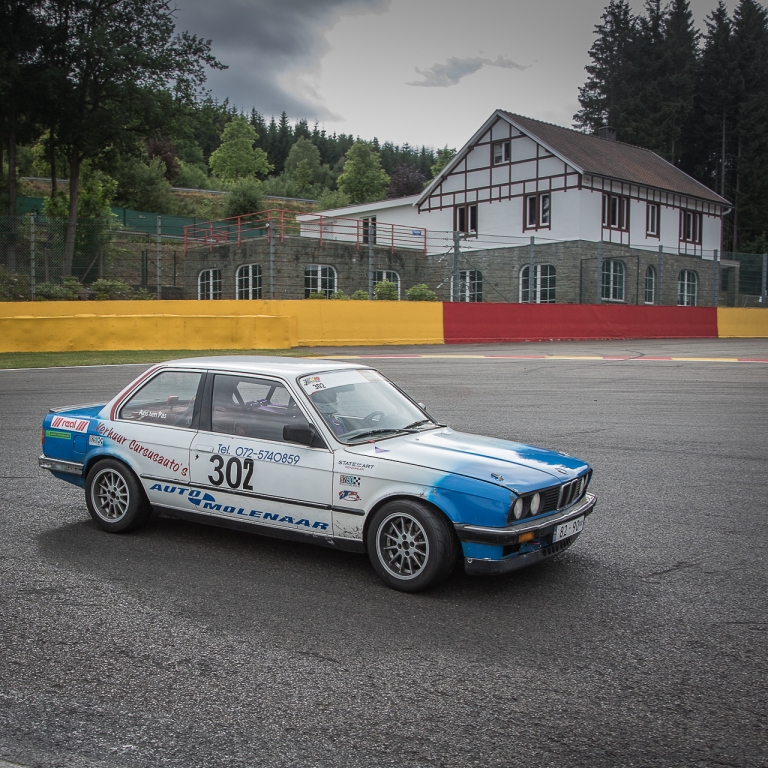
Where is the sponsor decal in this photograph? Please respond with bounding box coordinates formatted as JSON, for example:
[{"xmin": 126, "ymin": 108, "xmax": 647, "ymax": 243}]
[
  {"xmin": 96, "ymin": 423, "xmax": 187, "ymax": 476},
  {"xmin": 374, "ymin": 446, "xmax": 389, "ymax": 454},
  {"xmin": 337, "ymin": 460, "xmax": 375, "ymax": 472},
  {"xmin": 97, "ymin": 423, "xmax": 128, "ymax": 444},
  {"xmin": 51, "ymin": 416, "xmax": 89, "ymax": 433},
  {"xmin": 139, "ymin": 409, "xmax": 166, "ymax": 420},
  {"xmin": 301, "ymin": 375, "xmax": 325, "ymax": 392},
  {"xmin": 338, "ymin": 490, "xmax": 361, "ymax": 502},
  {"xmin": 148, "ymin": 484, "xmax": 329, "ymax": 530},
  {"xmin": 129, "ymin": 439, "xmax": 185, "ymax": 475},
  {"xmin": 339, "ymin": 474, "xmax": 361, "ymax": 487},
  {"xmin": 216, "ymin": 446, "xmax": 300, "ymax": 464},
  {"xmin": 491, "ymin": 473, "xmax": 504, "ymax": 482},
  {"xmin": 45, "ymin": 429, "xmax": 71, "ymax": 440},
  {"xmin": 89, "ymin": 435, "xmax": 104, "ymax": 447}
]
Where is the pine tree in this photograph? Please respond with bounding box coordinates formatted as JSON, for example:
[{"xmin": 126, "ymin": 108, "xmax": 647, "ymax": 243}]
[
  {"xmin": 731, "ymin": 0, "xmax": 768, "ymax": 250},
  {"xmin": 574, "ymin": 0, "xmax": 636, "ymax": 132}
]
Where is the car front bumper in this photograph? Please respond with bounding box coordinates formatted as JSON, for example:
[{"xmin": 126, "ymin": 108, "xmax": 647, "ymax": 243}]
[{"xmin": 454, "ymin": 492, "xmax": 596, "ymax": 575}]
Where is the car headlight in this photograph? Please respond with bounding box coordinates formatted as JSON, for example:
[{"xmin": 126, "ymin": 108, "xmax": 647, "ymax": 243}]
[
  {"xmin": 512, "ymin": 497, "xmax": 524, "ymax": 520},
  {"xmin": 529, "ymin": 492, "xmax": 541, "ymax": 516}
]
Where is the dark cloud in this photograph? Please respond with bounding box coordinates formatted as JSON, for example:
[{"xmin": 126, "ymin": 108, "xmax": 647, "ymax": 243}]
[
  {"xmin": 174, "ymin": 0, "xmax": 389, "ymax": 118},
  {"xmin": 407, "ymin": 55, "xmax": 529, "ymax": 88}
]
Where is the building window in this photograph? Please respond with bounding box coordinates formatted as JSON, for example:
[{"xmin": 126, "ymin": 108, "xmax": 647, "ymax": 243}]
[
  {"xmin": 524, "ymin": 193, "xmax": 551, "ymax": 230},
  {"xmin": 602, "ymin": 193, "xmax": 630, "ymax": 231},
  {"xmin": 198, "ymin": 268, "xmax": 221, "ymax": 300},
  {"xmin": 646, "ymin": 203, "xmax": 660, "ymax": 237},
  {"xmin": 601, "ymin": 259, "xmax": 625, "ymax": 302},
  {"xmin": 455, "ymin": 204, "xmax": 478, "ymax": 235},
  {"xmin": 452, "ymin": 270, "xmax": 483, "ymax": 302},
  {"xmin": 236, "ymin": 263, "xmax": 262, "ymax": 300},
  {"xmin": 362, "ymin": 216, "xmax": 376, "ymax": 245},
  {"xmin": 678, "ymin": 270, "xmax": 698, "ymax": 306},
  {"xmin": 644, "ymin": 265, "xmax": 656, "ymax": 304},
  {"xmin": 680, "ymin": 210, "xmax": 702, "ymax": 244},
  {"xmin": 305, "ymin": 264, "xmax": 337, "ymax": 298},
  {"xmin": 373, "ymin": 270, "xmax": 400, "ymax": 297},
  {"xmin": 492, "ymin": 140, "xmax": 510, "ymax": 165},
  {"xmin": 520, "ymin": 264, "xmax": 556, "ymax": 303}
]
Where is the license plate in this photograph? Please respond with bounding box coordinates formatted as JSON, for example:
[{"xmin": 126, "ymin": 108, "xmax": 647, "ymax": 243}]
[{"xmin": 553, "ymin": 516, "xmax": 584, "ymax": 543}]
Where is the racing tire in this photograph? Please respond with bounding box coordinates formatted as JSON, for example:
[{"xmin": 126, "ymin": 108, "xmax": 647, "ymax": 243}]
[
  {"xmin": 366, "ymin": 499, "xmax": 458, "ymax": 593},
  {"xmin": 85, "ymin": 459, "xmax": 151, "ymax": 533}
]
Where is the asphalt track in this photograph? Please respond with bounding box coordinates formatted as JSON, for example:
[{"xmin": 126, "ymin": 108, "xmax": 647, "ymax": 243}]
[{"xmin": 1, "ymin": 338, "xmax": 767, "ymax": 768}]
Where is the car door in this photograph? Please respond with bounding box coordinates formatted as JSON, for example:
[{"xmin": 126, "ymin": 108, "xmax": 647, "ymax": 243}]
[
  {"xmin": 188, "ymin": 372, "xmax": 334, "ymax": 534},
  {"xmin": 110, "ymin": 368, "xmax": 204, "ymax": 502}
]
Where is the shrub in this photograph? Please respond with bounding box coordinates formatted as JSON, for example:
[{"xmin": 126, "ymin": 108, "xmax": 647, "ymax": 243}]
[
  {"xmin": 405, "ymin": 283, "xmax": 438, "ymax": 301},
  {"xmin": 307, "ymin": 292, "xmax": 327, "ymax": 299},
  {"xmin": 0, "ymin": 267, "xmax": 32, "ymax": 301},
  {"xmin": 90, "ymin": 279, "xmax": 134, "ymax": 300},
  {"xmin": 373, "ymin": 280, "xmax": 398, "ymax": 301},
  {"xmin": 223, "ymin": 177, "xmax": 263, "ymax": 218},
  {"xmin": 350, "ymin": 290, "xmax": 369, "ymax": 300},
  {"xmin": 329, "ymin": 290, "xmax": 351, "ymax": 300},
  {"xmin": 34, "ymin": 277, "xmax": 83, "ymax": 301}
]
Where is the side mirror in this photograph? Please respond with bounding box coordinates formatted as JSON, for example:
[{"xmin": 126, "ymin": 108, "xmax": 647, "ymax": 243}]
[
  {"xmin": 283, "ymin": 424, "xmax": 326, "ymax": 449},
  {"xmin": 417, "ymin": 403, "xmax": 427, "ymax": 411}
]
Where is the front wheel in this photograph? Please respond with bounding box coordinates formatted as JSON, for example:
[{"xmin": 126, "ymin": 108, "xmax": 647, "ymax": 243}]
[
  {"xmin": 366, "ymin": 499, "xmax": 458, "ymax": 592},
  {"xmin": 85, "ymin": 459, "xmax": 151, "ymax": 533}
]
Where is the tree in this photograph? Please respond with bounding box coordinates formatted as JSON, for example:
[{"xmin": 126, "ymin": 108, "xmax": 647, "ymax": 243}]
[
  {"xmin": 209, "ymin": 117, "xmax": 271, "ymax": 181},
  {"xmin": 336, "ymin": 142, "xmax": 389, "ymax": 204},
  {"xmin": 430, "ymin": 147, "xmax": 456, "ymax": 179},
  {"xmin": 43, "ymin": 0, "xmax": 223, "ymax": 274},
  {"xmin": 223, "ymin": 177, "xmax": 263, "ymax": 218},
  {"xmin": 284, "ymin": 137, "xmax": 323, "ymax": 193},
  {"xmin": 387, "ymin": 164, "xmax": 426, "ymax": 198},
  {"xmin": 574, "ymin": 0, "xmax": 637, "ymax": 132},
  {"xmin": 731, "ymin": 0, "xmax": 768, "ymax": 250}
]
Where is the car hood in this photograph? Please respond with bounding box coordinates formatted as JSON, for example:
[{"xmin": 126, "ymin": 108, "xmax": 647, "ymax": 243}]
[{"xmin": 343, "ymin": 428, "xmax": 589, "ymax": 494}]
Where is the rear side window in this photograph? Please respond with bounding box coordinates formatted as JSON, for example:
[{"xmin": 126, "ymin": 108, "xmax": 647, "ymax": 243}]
[{"xmin": 119, "ymin": 371, "xmax": 202, "ymax": 428}]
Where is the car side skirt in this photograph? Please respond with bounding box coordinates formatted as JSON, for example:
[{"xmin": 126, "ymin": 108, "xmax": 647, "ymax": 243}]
[{"xmin": 153, "ymin": 505, "xmax": 366, "ymax": 553}]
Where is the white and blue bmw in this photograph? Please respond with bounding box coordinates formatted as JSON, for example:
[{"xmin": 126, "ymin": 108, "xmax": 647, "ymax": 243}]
[{"xmin": 39, "ymin": 357, "xmax": 596, "ymax": 591}]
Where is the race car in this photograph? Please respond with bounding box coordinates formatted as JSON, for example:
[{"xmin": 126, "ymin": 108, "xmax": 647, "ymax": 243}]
[{"xmin": 39, "ymin": 357, "xmax": 596, "ymax": 592}]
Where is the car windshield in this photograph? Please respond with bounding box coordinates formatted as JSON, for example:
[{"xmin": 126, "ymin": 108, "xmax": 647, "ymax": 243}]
[{"xmin": 298, "ymin": 369, "xmax": 437, "ymax": 443}]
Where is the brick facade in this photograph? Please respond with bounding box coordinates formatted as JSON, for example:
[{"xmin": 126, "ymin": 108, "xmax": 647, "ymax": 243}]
[{"xmin": 184, "ymin": 235, "xmax": 730, "ymax": 307}]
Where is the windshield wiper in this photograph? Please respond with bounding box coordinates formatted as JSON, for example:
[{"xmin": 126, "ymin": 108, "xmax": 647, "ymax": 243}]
[
  {"xmin": 401, "ymin": 419, "xmax": 443, "ymax": 430},
  {"xmin": 345, "ymin": 427, "xmax": 411, "ymax": 442}
]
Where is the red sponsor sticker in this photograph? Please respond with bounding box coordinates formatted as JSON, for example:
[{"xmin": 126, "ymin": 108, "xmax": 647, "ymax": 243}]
[{"xmin": 51, "ymin": 416, "xmax": 89, "ymax": 433}]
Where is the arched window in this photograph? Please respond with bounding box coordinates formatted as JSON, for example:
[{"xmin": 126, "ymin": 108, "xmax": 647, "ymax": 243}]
[
  {"xmin": 451, "ymin": 270, "xmax": 482, "ymax": 302},
  {"xmin": 520, "ymin": 264, "xmax": 556, "ymax": 303},
  {"xmin": 198, "ymin": 269, "xmax": 221, "ymax": 300},
  {"xmin": 305, "ymin": 264, "xmax": 337, "ymax": 298},
  {"xmin": 601, "ymin": 260, "xmax": 625, "ymax": 302},
  {"xmin": 373, "ymin": 270, "xmax": 401, "ymax": 298},
  {"xmin": 644, "ymin": 265, "xmax": 656, "ymax": 304},
  {"xmin": 236, "ymin": 264, "xmax": 262, "ymax": 300},
  {"xmin": 678, "ymin": 270, "xmax": 698, "ymax": 306}
]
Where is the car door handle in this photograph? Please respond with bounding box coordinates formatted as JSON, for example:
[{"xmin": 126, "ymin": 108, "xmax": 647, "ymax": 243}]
[{"xmin": 196, "ymin": 444, "xmax": 213, "ymax": 452}]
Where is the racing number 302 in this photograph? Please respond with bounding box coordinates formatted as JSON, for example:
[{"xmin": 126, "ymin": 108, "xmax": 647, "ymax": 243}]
[{"xmin": 208, "ymin": 455, "xmax": 254, "ymax": 490}]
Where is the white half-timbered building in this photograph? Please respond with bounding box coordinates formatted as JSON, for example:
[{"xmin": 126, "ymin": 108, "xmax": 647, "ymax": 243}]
[{"xmin": 311, "ymin": 110, "xmax": 729, "ymax": 257}]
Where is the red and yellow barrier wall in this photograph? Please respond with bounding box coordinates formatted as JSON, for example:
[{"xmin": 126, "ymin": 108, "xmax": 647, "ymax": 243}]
[{"xmin": 0, "ymin": 301, "xmax": 765, "ymax": 353}]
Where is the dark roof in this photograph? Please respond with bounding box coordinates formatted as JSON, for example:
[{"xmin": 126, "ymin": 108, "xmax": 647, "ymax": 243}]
[{"xmin": 501, "ymin": 112, "xmax": 728, "ymax": 205}]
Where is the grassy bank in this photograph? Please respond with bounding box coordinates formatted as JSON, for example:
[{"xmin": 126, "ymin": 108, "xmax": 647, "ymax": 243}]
[{"xmin": 0, "ymin": 348, "xmax": 308, "ymax": 369}]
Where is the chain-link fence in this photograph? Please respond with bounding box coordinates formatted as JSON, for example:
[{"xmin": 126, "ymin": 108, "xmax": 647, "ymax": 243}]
[{"xmin": 1, "ymin": 212, "xmax": 766, "ymax": 306}]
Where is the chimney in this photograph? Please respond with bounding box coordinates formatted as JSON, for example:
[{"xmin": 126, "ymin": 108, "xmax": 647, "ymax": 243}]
[{"xmin": 598, "ymin": 126, "xmax": 617, "ymax": 142}]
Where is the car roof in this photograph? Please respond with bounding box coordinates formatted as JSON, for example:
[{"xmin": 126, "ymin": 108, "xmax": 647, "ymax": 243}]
[{"xmin": 159, "ymin": 356, "xmax": 369, "ymax": 378}]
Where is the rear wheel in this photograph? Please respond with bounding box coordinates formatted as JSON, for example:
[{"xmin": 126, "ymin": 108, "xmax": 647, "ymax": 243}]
[
  {"xmin": 366, "ymin": 499, "xmax": 458, "ymax": 592},
  {"xmin": 85, "ymin": 459, "xmax": 151, "ymax": 533}
]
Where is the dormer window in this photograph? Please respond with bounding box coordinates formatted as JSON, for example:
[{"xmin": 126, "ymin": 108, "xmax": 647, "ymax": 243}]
[{"xmin": 493, "ymin": 141, "xmax": 510, "ymax": 165}]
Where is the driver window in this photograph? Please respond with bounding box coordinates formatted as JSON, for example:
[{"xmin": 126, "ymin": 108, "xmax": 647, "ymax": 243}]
[
  {"xmin": 119, "ymin": 371, "xmax": 202, "ymax": 428},
  {"xmin": 211, "ymin": 374, "xmax": 310, "ymax": 442}
]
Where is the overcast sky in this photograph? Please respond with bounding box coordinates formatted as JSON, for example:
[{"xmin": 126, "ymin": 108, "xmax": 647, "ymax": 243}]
[{"xmin": 175, "ymin": 0, "xmax": 724, "ymax": 150}]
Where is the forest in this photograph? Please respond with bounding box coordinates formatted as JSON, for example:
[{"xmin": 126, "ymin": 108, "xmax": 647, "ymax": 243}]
[
  {"xmin": 576, "ymin": 0, "xmax": 768, "ymax": 253},
  {"xmin": 1, "ymin": 0, "xmax": 767, "ymax": 259}
]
